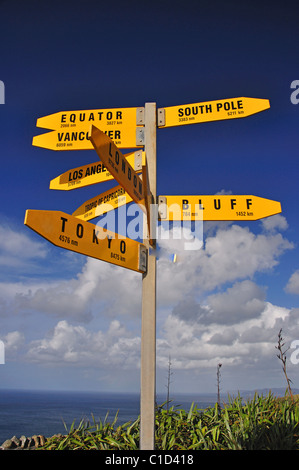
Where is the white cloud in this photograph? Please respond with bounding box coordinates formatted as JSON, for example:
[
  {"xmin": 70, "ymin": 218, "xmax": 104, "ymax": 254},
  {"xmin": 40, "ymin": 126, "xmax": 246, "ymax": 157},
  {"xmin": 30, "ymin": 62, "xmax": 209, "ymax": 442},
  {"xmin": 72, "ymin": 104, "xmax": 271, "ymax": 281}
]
[
  {"xmin": 261, "ymin": 214, "xmax": 288, "ymax": 232},
  {"xmin": 0, "ymin": 224, "xmax": 48, "ymax": 270},
  {"xmin": 26, "ymin": 319, "xmax": 140, "ymax": 369},
  {"xmin": 0, "ymin": 216, "xmax": 297, "ymax": 391},
  {"xmin": 156, "ymin": 301, "xmax": 292, "ymax": 372},
  {"xmin": 196, "ymin": 224, "xmax": 293, "ymax": 291},
  {"xmin": 285, "ymin": 270, "xmax": 299, "ymax": 294},
  {"xmin": 0, "ymin": 330, "xmax": 25, "ymax": 358}
]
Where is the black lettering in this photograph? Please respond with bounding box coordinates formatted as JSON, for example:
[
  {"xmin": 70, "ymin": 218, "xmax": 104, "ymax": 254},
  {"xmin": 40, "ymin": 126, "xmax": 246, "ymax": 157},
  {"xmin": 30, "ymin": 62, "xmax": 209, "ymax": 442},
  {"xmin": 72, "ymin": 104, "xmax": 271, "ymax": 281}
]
[
  {"xmin": 61, "ymin": 217, "xmax": 68, "ymax": 232},
  {"xmin": 178, "ymin": 108, "xmax": 184, "ymax": 117},
  {"xmin": 120, "ymin": 240, "xmax": 126, "ymax": 254},
  {"xmin": 76, "ymin": 224, "xmax": 84, "ymax": 238},
  {"xmin": 109, "ymin": 143, "xmax": 113, "ymax": 157},
  {"xmin": 61, "ymin": 114, "xmax": 66, "ymax": 123},
  {"xmin": 107, "ymin": 236, "xmax": 112, "ymax": 249},
  {"xmin": 182, "ymin": 199, "xmax": 189, "ymax": 210},
  {"xmin": 246, "ymin": 198, "xmax": 253, "ymax": 209},
  {"xmin": 237, "ymin": 100, "xmax": 243, "ymax": 109},
  {"xmin": 93, "ymin": 230, "xmax": 99, "ymax": 244},
  {"xmin": 116, "ymin": 111, "xmax": 122, "ymax": 119},
  {"xmin": 121, "ymin": 159, "xmax": 126, "ymax": 173},
  {"xmin": 115, "ymin": 130, "xmax": 121, "ymax": 140},
  {"xmin": 70, "ymin": 114, "xmax": 76, "ymax": 123},
  {"xmin": 231, "ymin": 199, "xmax": 237, "ymax": 209},
  {"xmin": 107, "ymin": 111, "xmax": 112, "ymax": 120},
  {"xmin": 79, "ymin": 113, "xmax": 85, "ymax": 122},
  {"xmin": 198, "ymin": 199, "xmax": 204, "ymax": 209},
  {"xmin": 115, "ymin": 151, "xmax": 120, "ymax": 165},
  {"xmin": 88, "ymin": 112, "xmax": 94, "ymax": 121},
  {"xmin": 214, "ymin": 199, "xmax": 221, "ymax": 210}
]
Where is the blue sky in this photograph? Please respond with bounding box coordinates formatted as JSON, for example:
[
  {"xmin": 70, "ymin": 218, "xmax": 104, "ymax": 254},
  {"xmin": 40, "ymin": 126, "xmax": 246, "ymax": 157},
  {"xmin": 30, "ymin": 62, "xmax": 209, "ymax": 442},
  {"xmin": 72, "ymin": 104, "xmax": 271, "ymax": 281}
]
[{"xmin": 0, "ymin": 0, "xmax": 299, "ymax": 395}]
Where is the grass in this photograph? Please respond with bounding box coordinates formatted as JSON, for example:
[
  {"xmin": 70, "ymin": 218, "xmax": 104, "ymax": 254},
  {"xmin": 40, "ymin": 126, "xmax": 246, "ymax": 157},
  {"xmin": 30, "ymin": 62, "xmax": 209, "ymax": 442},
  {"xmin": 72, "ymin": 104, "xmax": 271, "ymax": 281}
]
[{"xmin": 39, "ymin": 392, "xmax": 299, "ymax": 450}]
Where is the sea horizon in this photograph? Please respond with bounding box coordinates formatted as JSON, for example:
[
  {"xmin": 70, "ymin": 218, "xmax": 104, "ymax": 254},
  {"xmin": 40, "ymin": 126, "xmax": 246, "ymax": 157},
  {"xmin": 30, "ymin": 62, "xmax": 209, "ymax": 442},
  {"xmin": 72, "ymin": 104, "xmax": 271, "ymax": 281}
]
[
  {"xmin": 0, "ymin": 388, "xmax": 218, "ymax": 445},
  {"xmin": 0, "ymin": 387, "xmax": 294, "ymax": 445}
]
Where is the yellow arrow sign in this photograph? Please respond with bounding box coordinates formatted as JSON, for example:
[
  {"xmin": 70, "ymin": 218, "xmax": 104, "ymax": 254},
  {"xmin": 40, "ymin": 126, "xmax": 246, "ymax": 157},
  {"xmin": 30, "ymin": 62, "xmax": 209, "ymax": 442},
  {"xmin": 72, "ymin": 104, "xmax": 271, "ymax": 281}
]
[
  {"xmin": 158, "ymin": 195, "xmax": 281, "ymax": 221},
  {"xmin": 90, "ymin": 125, "xmax": 145, "ymax": 208},
  {"xmin": 36, "ymin": 107, "xmax": 144, "ymax": 130},
  {"xmin": 49, "ymin": 151, "xmax": 145, "ymax": 191},
  {"xmin": 32, "ymin": 125, "xmax": 141, "ymax": 150},
  {"xmin": 24, "ymin": 209, "xmax": 147, "ymax": 273},
  {"xmin": 72, "ymin": 184, "xmax": 133, "ymax": 221},
  {"xmin": 157, "ymin": 97, "xmax": 270, "ymax": 128},
  {"xmin": 33, "ymin": 107, "xmax": 144, "ymax": 150}
]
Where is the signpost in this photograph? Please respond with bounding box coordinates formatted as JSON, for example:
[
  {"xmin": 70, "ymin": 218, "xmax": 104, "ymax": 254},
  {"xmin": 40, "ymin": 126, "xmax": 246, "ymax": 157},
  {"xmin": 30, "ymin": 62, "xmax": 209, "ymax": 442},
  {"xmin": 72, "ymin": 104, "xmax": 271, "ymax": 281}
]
[
  {"xmin": 26, "ymin": 95, "xmax": 276, "ymax": 451},
  {"xmin": 24, "ymin": 209, "xmax": 147, "ymax": 273},
  {"xmin": 140, "ymin": 103, "xmax": 157, "ymax": 450},
  {"xmin": 49, "ymin": 151, "xmax": 145, "ymax": 190},
  {"xmin": 158, "ymin": 195, "xmax": 282, "ymax": 221},
  {"xmin": 157, "ymin": 97, "xmax": 270, "ymax": 128},
  {"xmin": 89, "ymin": 125, "xmax": 145, "ymax": 207}
]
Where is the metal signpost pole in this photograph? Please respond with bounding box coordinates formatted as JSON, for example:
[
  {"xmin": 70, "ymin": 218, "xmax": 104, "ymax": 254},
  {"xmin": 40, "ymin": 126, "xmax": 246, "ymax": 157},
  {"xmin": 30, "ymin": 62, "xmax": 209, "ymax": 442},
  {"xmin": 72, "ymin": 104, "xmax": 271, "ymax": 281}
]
[{"xmin": 140, "ymin": 102, "xmax": 157, "ymax": 450}]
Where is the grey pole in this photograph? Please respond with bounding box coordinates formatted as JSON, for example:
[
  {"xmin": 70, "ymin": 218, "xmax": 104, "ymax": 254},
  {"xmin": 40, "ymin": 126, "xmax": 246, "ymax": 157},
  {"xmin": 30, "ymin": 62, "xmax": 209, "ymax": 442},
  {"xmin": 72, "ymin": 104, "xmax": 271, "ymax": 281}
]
[{"xmin": 140, "ymin": 102, "xmax": 157, "ymax": 450}]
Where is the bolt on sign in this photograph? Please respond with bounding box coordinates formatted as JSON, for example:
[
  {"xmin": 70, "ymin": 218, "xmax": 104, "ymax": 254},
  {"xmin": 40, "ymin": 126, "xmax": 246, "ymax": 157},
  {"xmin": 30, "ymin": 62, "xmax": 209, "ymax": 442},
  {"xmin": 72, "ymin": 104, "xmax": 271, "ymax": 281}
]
[
  {"xmin": 33, "ymin": 106, "xmax": 145, "ymax": 150},
  {"xmin": 158, "ymin": 195, "xmax": 282, "ymax": 221},
  {"xmin": 157, "ymin": 97, "xmax": 270, "ymax": 128},
  {"xmin": 24, "ymin": 209, "xmax": 147, "ymax": 273},
  {"xmin": 89, "ymin": 125, "xmax": 145, "ymax": 209},
  {"xmin": 49, "ymin": 151, "xmax": 145, "ymax": 191}
]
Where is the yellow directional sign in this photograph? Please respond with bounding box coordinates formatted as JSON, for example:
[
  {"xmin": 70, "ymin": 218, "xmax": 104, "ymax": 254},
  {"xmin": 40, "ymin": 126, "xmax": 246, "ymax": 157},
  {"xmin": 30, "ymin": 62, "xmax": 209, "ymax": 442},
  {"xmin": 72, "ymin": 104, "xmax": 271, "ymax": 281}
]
[
  {"xmin": 157, "ymin": 97, "xmax": 270, "ymax": 128},
  {"xmin": 32, "ymin": 126, "xmax": 141, "ymax": 150},
  {"xmin": 49, "ymin": 151, "xmax": 145, "ymax": 191},
  {"xmin": 36, "ymin": 107, "xmax": 143, "ymax": 130},
  {"xmin": 90, "ymin": 125, "xmax": 145, "ymax": 208},
  {"xmin": 33, "ymin": 107, "xmax": 144, "ymax": 150},
  {"xmin": 158, "ymin": 195, "xmax": 281, "ymax": 221},
  {"xmin": 72, "ymin": 184, "xmax": 132, "ymax": 221},
  {"xmin": 24, "ymin": 209, "xmax": 147, "ymax": 273}
]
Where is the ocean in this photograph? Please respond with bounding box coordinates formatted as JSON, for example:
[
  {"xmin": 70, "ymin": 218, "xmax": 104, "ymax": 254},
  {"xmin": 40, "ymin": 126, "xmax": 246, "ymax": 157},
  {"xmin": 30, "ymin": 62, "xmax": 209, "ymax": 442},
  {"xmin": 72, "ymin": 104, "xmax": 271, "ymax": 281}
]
[{"xmin": 0, "ymin": 389, "xmax": 217, "ymax": 445}]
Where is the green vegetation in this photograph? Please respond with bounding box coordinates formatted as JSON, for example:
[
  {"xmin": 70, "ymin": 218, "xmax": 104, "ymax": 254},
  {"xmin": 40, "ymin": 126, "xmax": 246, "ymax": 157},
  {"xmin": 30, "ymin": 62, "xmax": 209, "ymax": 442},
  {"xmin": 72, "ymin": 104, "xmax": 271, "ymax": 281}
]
[{"xmin": 40, "ymin": 393, "xmax": 299, "ymax": 450}]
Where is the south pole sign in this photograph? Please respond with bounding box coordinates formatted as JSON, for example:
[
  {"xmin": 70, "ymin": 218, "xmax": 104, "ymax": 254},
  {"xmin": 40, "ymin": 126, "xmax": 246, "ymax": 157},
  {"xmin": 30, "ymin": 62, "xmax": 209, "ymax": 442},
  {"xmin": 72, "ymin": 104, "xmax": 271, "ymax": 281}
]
[{"xmin": 26, "ymin": 95, "xmax": 276, "ymax": 450}]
